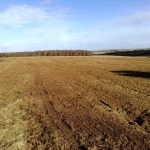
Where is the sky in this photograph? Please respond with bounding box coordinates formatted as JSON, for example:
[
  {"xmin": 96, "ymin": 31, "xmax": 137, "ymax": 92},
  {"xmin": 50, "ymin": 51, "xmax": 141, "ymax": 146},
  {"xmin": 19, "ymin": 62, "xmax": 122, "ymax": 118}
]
[{"xmin": 1, "ymin": 0, "xmax": 150, "ymax": 52}]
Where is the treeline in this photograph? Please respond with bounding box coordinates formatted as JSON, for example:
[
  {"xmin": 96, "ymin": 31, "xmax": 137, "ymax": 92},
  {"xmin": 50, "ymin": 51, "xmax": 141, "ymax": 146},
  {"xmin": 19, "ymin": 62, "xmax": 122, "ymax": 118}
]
[
  {"xmin": 0, "ymin": 50, "xmax": 93, "ymax": 57},
  {"xmin": 103, "ymin": 49, "xmax": 150, "ymax": 56}
]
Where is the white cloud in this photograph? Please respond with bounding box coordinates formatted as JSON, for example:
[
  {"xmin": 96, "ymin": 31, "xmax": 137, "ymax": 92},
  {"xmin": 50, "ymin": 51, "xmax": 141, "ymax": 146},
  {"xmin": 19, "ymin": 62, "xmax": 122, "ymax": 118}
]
[
  {"xmin": 0, "ymin": 43, "xmax": 11, "ymax": 51},
  {"xmin": 121, "ymin": 11, "xmax": 150, "ymax": 26},
  {"xmin": 0, "ymin": 5, "xmax": 69, "ymax": 27},
  {"xmin": 42, "ymin": 0, "xmax": 53, "ymax": 4},
  {"xmin": 0, "ymin": 5, "xmax": 78, "ymax": 51},
  {"xmin": 0, "ymin": 5, "xmax": 50, "ymax": 27}
]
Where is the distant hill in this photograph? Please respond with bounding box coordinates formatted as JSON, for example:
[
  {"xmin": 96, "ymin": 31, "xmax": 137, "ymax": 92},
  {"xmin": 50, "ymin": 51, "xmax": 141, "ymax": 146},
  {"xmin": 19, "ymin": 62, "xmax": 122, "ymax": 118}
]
[
  {"xmin": 1, "ymin": 49, "xmax": 150, "ymax": 57},
  {"xmin": 94, "ymin": 48, "xmax": 150, "ymax": 56}
]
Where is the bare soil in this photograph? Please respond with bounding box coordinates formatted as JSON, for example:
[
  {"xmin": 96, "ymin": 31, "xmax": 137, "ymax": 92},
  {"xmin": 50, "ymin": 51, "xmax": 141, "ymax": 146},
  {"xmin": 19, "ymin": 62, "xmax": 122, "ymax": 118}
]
[{"xmin": 0, "ymin": 56, "xmax": 150, "ymax": 150}]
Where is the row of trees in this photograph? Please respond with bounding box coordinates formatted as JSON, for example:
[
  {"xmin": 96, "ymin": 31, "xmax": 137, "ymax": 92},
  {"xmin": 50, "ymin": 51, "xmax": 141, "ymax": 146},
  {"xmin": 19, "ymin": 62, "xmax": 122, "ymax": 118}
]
[{"xmin": 0, "ymin": 50, "xmax": 93, "ymax": 57}]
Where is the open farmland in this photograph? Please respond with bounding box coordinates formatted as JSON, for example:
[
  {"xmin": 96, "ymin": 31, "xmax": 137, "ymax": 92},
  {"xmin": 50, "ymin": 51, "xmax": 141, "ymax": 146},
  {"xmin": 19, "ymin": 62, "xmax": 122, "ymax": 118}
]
[{"xmin": 0, "ymin": 56, "xmax": 150, "ymax": 150}]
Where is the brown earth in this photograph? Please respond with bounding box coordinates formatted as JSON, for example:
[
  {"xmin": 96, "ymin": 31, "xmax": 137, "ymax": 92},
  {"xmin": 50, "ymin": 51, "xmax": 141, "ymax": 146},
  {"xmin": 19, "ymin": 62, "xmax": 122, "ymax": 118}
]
[{"xmin": 0, "ymin": 56, "xmax": 150, "ymax": 150}]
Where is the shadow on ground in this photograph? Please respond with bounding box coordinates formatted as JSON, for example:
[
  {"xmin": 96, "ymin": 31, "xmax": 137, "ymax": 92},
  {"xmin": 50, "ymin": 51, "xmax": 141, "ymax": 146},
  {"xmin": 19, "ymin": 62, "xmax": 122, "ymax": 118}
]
[{"xmin": 111, "ymin": 71, "xmax": 150, "ymax": 79}]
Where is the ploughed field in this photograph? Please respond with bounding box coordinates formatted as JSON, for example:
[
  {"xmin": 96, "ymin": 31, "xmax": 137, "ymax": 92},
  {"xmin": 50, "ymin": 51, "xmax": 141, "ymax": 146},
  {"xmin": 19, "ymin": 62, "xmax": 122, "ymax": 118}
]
[{"xmin": 0, "ymin": 56, "xmax": 150, "ymax": 150}]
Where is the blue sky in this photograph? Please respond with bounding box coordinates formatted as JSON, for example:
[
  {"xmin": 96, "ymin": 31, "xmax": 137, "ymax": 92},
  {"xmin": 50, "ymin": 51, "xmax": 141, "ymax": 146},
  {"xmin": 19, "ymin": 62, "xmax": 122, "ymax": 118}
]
[{"xmin": 1, "ymin": 0, "xmax": 150, "ymax": 51}]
